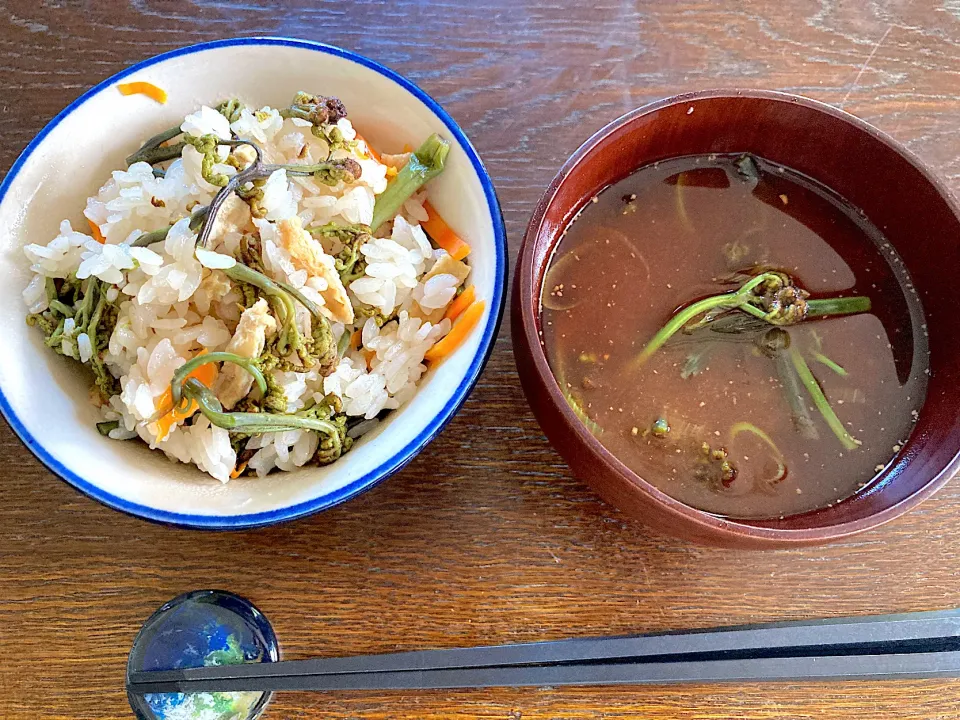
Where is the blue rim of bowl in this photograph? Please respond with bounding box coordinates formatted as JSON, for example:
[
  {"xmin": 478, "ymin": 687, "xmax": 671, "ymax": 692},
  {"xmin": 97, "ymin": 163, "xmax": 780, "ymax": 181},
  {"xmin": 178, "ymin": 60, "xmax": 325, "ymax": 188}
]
[{"xmin": 0, "ymin": 36, "xmax": 507, "ymax": 530}]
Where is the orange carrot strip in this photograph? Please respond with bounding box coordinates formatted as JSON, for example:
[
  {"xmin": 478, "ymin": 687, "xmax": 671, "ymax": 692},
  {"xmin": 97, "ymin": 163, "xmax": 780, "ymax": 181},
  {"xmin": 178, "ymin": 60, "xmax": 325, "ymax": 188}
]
[
  {"xmin": 356, "ymin": 133, "xmax": 382, "ymax": 163},
  {"xmin": 87, "ymin": 218, "xmax": 106, "ymax": 244},
  {"xmin": 385, "ymin": 166, "xmax": 398, "ymax": 178},
  {"xmin": 230, "ymin": 461, "xmax": 248, "ymax": 479},
  {"xmin": 154, "ymin": 352, "xmax": 218, "ymax": 441},
  {"xmin": 443, "ymin": 285, "xmax": 476, "ymax": 322},
  {"xmin": 425, "ymin": 300, "xmax": 485, "ymax": 364},
  {"xmin": 422, "ymin": 200, "xmax": 471, "ymax": 261},
  {"xmin": 350, "ymin": 329, "xmax": 362, "ymax": 350},
  {"xmin": 117, "ymin": 81, "xmax": 168, "ymax": 104},
  {"xmin": 402, "ymin": 143, "xmax": 413, "ymax": 153}
]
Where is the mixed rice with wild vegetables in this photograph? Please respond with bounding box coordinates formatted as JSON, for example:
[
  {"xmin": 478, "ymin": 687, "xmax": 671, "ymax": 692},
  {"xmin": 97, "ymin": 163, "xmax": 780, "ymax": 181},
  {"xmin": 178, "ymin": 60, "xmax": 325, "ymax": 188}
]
[{"xmin": 22, "ymin": 90, "xmax": 484, "ymax": 482}]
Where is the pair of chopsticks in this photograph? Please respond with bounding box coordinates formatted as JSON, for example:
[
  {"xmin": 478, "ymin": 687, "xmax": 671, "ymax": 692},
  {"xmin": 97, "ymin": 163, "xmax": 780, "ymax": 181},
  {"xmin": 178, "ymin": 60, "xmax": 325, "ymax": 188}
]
[{"xmin": 127, "ymin": 608, "xmax": 960, "ymax": 694}]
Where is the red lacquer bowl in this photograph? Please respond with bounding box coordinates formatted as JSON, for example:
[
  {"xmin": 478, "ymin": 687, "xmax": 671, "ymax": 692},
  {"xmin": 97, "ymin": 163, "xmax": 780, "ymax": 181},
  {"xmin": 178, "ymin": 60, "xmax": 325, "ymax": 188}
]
[{"xmin": 513, "ymin": 89, "xmax": 960, "ymax": 548}]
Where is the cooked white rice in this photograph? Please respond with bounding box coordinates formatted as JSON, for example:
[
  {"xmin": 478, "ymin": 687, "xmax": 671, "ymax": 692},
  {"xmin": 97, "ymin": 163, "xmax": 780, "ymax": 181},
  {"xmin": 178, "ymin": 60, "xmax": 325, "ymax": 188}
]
[{"xmin": 22, "ymin": 97, "xmax": 472, "ymax": 482}]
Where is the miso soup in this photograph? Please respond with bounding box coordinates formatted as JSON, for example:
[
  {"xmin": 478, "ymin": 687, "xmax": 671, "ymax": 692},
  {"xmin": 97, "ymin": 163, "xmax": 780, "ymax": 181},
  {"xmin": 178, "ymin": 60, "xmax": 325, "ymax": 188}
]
[{"xmin": 540, "ymin": 154, "xmax": 928, "ymax": 519}]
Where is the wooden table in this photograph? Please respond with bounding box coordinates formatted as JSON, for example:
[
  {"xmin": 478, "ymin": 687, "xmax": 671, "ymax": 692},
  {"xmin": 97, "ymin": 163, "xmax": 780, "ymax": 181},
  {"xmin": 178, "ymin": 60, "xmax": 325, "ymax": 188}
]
[{"xmin": 2, "ymin": 1, "xmax": 960, "ymax": 718}]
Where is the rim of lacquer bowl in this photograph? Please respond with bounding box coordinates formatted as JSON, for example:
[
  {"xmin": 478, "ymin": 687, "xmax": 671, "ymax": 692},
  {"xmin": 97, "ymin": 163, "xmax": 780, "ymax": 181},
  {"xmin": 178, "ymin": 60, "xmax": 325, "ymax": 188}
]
[
  {"xmin": 0, "ymin": 37, "xmax": 508, "ymax": 530},
  {"xmin": 517, "ymin": 88, "xmax": 960, "ymax": 546}
]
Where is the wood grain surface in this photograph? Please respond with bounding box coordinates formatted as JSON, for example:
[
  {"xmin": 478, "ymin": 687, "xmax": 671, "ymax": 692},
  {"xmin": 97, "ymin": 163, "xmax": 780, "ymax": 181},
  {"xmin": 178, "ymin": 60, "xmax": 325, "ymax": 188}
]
[{"xmin": 2, "ymin": 1, "xmax": 960, "ymax": 718}]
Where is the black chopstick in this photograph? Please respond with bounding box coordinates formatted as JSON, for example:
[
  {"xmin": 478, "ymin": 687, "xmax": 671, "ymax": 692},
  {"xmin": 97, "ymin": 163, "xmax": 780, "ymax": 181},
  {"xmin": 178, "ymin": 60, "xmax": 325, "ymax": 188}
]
[
  {"xmin": 127, "ymin": 608, "xmax": 960, "ymax": 693},
  {"xmin": 129, "ymin": 650, "xmax": 960, "ymax": 693}
]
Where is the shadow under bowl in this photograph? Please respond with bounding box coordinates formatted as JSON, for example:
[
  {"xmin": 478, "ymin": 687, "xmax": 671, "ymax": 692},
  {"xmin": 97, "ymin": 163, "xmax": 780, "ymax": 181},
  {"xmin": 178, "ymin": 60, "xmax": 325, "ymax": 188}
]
[{"xmin": 513, "ymin": 89, "xmax": 960, "ymax": 548}]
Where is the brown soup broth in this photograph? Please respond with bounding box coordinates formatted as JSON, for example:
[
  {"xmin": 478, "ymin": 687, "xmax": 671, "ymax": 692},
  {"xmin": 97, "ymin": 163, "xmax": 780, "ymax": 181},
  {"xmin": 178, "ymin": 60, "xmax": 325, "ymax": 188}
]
[{"xmin": 540, "ymin": 154, "xmax": 928, "ymax": 519}]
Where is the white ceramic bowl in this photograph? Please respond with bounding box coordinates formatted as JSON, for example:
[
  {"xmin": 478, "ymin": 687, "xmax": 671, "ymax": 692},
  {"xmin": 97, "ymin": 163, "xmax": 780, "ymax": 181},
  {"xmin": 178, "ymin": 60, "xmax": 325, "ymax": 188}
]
[{"xmin": 0, "ymin": 38, "xmax": 506, "ymax": 528}]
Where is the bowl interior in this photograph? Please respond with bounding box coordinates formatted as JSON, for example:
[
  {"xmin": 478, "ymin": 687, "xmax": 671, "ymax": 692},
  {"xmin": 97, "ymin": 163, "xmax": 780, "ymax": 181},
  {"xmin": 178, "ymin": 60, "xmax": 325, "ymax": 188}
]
[
  {"xmin": 0, "ymin": 39, "xmax": 505, "ymax": 527},
  {"xmin": 522, "ymin": 90, "xmax": 960, "ymax": 536}
]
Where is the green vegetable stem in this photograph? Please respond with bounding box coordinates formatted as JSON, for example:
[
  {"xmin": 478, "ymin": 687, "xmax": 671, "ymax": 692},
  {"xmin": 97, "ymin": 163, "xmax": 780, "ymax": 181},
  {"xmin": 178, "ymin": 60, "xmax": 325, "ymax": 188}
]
[
  {"xmin": 789, "ymin": 346, "xmax": 860, "ymax": 451},
  {"xmin": 370, "ymin": 133, "xmax": 450, "ymax": 232},
  {"xmin": 634, "ymin": 271, "xmax": 871, "ymax": 368},
  {"xmin": 169, "ymin": 352, "xmax": 268, "ymax": 410},
  {"xmin": 222, "ymin": 263, "xmax": 337, "ymax": 375},
  {"xmin": 183, "ymin": 378, "xmax": 344, "ymax": 445},
  {"xmin": 635, "ymin": 273, "xmax": 778, "ymax": 366}
]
